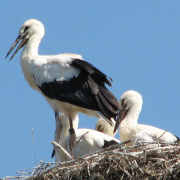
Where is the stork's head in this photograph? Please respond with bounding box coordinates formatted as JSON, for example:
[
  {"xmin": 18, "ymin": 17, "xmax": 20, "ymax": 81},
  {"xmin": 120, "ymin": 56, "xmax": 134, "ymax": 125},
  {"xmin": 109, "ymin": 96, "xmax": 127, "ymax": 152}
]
[
  {"xmin": 114, "ymin": 90, "xmax": 143, "ymax": 131},
  {"xmin": 6, "ymin": 19, "xmax": 45, "ymax": 61},
  {"xmin": 95, "ymin": 118, "xmax": 116, "ymax": 137},
  {"xmin": 119, "ymin": 90, "xmax": 143, "ymax": 124}
]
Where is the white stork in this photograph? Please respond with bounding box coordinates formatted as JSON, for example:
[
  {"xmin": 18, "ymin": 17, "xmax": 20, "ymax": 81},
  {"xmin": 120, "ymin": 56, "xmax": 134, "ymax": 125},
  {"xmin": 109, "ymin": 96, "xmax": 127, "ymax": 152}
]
[
  {"xmin": 6, "ymin": 19, "xmax": 120, "ymax": 156},
  {"xmin": 119, "ymin": 90, "xmax": 179, "ymax": 146},
  {"xmin": 54, "ymin": 114, "xmax": 120, "ymax": 162},
  {"xmin": 95, "ymin": 118, "xmax": 116, "ymax": 137}
]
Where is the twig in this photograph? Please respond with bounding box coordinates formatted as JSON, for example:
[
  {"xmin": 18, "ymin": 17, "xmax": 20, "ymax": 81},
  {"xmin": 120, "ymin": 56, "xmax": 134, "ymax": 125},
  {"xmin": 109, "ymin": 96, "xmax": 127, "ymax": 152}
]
[
  {"xmin": 74, "ymin": 131, "xmax": 90, "ymax": 147},
  {"xmin": 157, "ymin": 130, "xmax": 169, "ymax": 140},
  {"xmin": 31, "ymin": 127, "xmax": 38, "ymax": 166},
  {"xmin": 143, "ymin": 150, "xmax": 147, "ymax": 163},
  {"xmin": 51, "ymin": 141, "xmax": 73, "ymax": 161}
]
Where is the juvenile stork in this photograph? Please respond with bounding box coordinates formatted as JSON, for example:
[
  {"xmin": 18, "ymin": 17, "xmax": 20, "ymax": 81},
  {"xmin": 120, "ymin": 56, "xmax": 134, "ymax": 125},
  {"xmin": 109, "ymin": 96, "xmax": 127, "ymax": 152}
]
[
  {"xmin": 54, "ymin": 114, "xmax": 120, "ymax": 162},
  {"xmin": 95, "ymin": 118, "xmax": 116, "ymax": 137},
  {"xmin": 119, "ymin": 90, "xmax": 179, "ymax": 146},
  {"xmin": 6, "ymin": 19, "xmax": 120, "ymax": 155}
]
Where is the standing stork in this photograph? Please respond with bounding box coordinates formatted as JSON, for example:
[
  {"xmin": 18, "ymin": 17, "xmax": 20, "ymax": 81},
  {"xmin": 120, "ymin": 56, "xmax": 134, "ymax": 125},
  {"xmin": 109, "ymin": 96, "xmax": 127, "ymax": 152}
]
[
  {"xmin": 6, "ymin": 19, "xmax": 120, "ymax": 158},
  {"xmin": 119, "ymin": 90, "xmax": 179, "ymax": 146}
]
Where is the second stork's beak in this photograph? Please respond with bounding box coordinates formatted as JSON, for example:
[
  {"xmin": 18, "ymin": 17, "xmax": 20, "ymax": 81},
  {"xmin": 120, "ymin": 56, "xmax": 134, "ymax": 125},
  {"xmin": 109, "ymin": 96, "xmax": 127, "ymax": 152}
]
[
  {"xmin": 113, "ymin": 103, "xmax": 129, "ymax": 133},
  {"xmin": 5, "ymin": 33, "xmax": 28, "ymax": 61}
]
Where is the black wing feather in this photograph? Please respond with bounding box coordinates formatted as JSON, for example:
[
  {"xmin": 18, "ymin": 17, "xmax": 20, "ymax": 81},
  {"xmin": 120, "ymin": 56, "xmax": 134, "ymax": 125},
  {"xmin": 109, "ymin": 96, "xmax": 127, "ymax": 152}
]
[
  {"xmin": 38, "ymin": 72, "xmax": 99, "ymax": 111},
  {"xmin": 37, "ymin": 59, "xmax": 120, "ymax": 121},
  {"xmin": 103, "ymin": 140, "xmax": 119, "ymax": 148},
  {"xmin": 71, "ymin": 59, "xmax": 112, "ymax": 86}
]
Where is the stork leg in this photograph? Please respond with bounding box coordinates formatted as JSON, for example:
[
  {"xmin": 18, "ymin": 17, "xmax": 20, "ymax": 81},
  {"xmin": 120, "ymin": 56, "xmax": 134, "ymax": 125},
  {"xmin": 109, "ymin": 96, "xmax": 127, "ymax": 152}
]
[
  {"xmin": 68, "ymin": 116, "xmax": 76, "ymax": 157},
  {"xmin": 52, "ymin": 111, "xmax": 62, "ymax": 162},
  {"xmin": 55, "ymin": 111, "xmax": 61, "ymax": 143}
]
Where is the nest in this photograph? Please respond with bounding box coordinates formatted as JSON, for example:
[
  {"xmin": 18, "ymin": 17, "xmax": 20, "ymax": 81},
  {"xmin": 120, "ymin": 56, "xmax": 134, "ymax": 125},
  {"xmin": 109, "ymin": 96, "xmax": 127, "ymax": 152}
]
[{"xmin": 4, "ymin": 141, "xmax": 180, "ymax": 180}]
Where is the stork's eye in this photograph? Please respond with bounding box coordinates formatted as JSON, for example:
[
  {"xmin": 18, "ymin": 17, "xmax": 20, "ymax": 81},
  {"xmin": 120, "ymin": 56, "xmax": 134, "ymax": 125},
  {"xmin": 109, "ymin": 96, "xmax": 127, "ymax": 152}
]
[
  {"xmin": 97, "ymin": 125, "xmax": 103, "ymax": 131},
  {"xmin": 121, "ymin": 99, "xmax": 125, "ymax": 107},
  {"xmin": 24, "ymin": 26, "xmax": 30, "ymax": 33}
]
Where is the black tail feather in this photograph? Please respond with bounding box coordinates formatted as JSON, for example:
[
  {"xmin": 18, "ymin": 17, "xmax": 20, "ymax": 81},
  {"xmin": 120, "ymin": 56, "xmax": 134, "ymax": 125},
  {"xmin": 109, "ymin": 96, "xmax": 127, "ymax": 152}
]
[
  {"xmin": 175, "ymin": 135, "xmax": 180, "ymax": 142},
  {"xmin": 51, "ymin": 148, "xmax": 55, "ymax": 158},
  {"xmin": 103, "ymin": 140, "xmax": 119, "ymax": 148}
]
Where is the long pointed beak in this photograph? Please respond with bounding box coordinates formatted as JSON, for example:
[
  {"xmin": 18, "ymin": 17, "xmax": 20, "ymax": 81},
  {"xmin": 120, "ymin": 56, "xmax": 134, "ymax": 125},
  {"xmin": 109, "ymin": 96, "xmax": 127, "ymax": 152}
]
[
  {"xmin": 5, "ymin": 34, "xmax": 28, "ymax": 61},
  {"xmin": 113, "ymin": 104, "xmax": 129, "ymax": 133}
]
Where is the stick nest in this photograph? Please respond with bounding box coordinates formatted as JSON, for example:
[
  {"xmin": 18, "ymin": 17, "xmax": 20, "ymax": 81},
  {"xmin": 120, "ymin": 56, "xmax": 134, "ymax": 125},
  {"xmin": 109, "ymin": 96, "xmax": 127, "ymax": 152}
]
[{"xmin": 4, "ymin": 141, "xmax": 180, "ymax": 180}]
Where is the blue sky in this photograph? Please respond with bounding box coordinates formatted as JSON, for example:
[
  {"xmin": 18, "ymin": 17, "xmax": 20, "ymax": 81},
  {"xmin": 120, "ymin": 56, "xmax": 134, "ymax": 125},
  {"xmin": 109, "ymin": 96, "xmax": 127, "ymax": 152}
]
[{"xmin": 1, "ymin": 1, "xmax": 180, "ymax": 178}]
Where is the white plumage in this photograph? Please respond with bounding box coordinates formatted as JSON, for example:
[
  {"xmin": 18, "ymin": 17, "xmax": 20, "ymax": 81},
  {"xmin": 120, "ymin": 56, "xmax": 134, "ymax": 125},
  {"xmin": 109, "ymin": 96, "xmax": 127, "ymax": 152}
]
[
  {"xmin": 119, "ymin": 90, "xmax": 179, "ymax": 146},
  {"xmin": 6, "ymin": 19, "xmax": 120, "ymax": 159},
  {"xmin": 56, "ymin": 114, "xmax": 120, "ymax": 162},
  {"xmin": 95, "ymin": 118, "xmax": 116, "ymax": 137}
]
